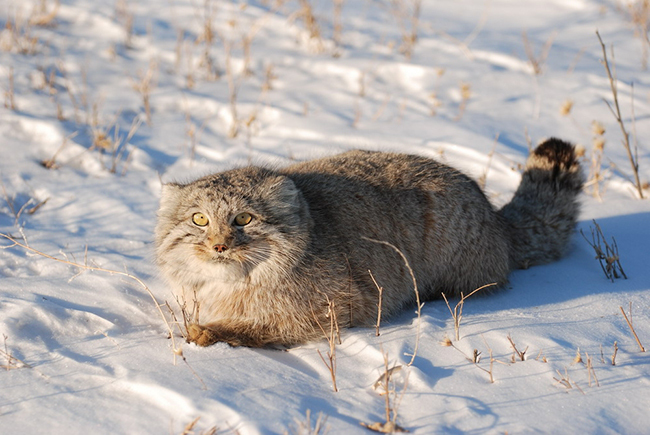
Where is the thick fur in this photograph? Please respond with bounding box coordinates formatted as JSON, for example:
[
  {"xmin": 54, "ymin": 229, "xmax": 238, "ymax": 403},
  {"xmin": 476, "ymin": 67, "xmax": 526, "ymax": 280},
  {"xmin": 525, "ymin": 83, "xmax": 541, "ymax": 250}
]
[{"xmin": 154, "ymin": 138, "xmax": 583, "ymax": 347}]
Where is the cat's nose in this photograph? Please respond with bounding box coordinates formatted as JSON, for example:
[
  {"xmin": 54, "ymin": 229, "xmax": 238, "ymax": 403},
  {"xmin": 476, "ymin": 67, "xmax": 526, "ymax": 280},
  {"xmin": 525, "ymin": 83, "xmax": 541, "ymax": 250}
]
[{"xmin": 214, "ymin": 244, "xmax": 229, "ymax": 253}]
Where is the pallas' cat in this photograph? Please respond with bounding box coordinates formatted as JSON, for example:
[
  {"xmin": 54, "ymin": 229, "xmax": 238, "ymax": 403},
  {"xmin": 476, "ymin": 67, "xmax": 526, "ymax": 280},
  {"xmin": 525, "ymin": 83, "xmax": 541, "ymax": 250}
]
[{"xmin": 155, "ymin": 139, "xmax": 583, "ymax": 347}]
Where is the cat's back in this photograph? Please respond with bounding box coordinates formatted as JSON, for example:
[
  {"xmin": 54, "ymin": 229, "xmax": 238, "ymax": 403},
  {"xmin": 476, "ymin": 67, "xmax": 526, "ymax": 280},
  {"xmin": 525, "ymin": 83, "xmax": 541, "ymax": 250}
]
[
  {"xmin": 281, "ymin": 149, "xmax": 486, "ymax": 218},
  {"xmin": 282, "ymin": 149, "xmax": 463, "ymax": 187}
]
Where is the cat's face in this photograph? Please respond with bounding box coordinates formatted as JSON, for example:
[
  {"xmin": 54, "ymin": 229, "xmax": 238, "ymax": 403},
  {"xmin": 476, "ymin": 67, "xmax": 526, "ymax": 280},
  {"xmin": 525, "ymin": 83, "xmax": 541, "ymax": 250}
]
[{"xmin": 155, "ymin": 168, "xmax": 310, "ymax": 289}]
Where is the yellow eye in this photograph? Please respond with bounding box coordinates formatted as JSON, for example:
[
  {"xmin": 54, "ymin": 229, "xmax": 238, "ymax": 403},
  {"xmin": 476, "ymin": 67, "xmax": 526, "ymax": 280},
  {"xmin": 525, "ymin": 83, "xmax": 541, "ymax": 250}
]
[
  {"xmin": 234, "ymin": 212, "xmax": 252, "ymax": 226},
  {"xmin": 192, "ymin": 212, "xmax": 209, "ymax": 227}
]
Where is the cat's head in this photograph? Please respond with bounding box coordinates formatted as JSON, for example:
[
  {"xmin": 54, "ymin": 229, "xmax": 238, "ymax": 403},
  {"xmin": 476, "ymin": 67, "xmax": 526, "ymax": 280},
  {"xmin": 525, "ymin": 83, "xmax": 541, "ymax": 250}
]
[{"xmin": 155, "ymin": 167, "xmax": 311, "ymax": 287}]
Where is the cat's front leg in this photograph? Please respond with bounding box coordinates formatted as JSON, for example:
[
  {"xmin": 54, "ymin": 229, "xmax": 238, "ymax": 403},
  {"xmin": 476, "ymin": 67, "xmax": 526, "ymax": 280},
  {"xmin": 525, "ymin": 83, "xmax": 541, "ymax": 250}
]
[{"xmin": 186, "ymin": 322, "xmax": 267, "ymax": 348}]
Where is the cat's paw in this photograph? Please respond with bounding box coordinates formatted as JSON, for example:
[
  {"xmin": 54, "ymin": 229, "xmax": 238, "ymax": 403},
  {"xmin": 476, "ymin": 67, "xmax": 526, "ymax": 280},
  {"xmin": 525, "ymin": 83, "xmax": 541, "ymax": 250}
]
[{"xmin": 186, "ymin": 323, "xmax": 219, "ymax": 347}]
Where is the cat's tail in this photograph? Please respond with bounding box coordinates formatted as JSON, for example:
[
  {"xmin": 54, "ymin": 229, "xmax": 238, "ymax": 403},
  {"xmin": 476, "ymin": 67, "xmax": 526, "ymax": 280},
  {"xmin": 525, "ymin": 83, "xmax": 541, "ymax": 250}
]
[{"xmin": 499, "ymin": 138, "xmax": 584, "ymax": 269}]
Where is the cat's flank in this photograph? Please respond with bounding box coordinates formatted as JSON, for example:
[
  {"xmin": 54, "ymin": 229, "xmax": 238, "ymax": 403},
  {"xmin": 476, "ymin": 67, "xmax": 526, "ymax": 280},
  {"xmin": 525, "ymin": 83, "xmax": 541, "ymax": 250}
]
[{"xmin": 155, "ymin": 138, "xmax": 583, "ymax": 348}]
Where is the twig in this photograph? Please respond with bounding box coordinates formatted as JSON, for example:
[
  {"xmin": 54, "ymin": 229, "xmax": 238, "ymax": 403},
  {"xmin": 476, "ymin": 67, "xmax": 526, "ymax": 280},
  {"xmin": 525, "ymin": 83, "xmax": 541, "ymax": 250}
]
[
  {"xmin": 311, "ymin": 297, "xmax": 339, "ymax": 392},
  {"xmin": 620, "ymin": 303, "xmax": 646, "ymax": 352},
  {"xmin": 507, "ymin": 334, "xmax": 528, "ymax": 362},
  {"xmin": 585, "ymin": 352, "xmax": 599, "ymax": 387},
  {"xmin": 2, "ymin": 334, "xmax": 32, "ymax": 370},
  {"xmin": 369, "ymin": 270, "xmax": 384, "ymax": 337},
  {"xmin": 478, "ymin": 133, "xmax": 499, "ymax": 190},
  {"xmin": 442, "ymin": 283, "xmax": 497, "ymax": 341},
  {"xmin": 362, "ymin": 348, "xmax": 409, "ymax": 433},
  {"xmin": 596, "ymin": 30, "xmax": 644, "ymax": 198},
  {"xmin": 580, "ymin": 220, "xmax": 627, "ymax": 281},
  {"xmin": 362, "ymin": 237, "xmax": 421, "ymax": 366}
]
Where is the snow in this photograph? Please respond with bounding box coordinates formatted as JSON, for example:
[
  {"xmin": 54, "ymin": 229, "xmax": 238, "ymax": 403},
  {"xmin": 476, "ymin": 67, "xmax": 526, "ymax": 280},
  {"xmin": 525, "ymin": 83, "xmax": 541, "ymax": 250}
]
[{"xmin": 1, "ymin": 0, "xmax": 650, "ymax": 433}]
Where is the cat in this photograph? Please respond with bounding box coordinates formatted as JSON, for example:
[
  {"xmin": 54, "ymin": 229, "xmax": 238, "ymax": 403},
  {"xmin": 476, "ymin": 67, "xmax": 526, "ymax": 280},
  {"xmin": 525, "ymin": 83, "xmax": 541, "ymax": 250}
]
[{"xmin": 154, "ymin": 138, "xmax": 583, "ymax": 348}]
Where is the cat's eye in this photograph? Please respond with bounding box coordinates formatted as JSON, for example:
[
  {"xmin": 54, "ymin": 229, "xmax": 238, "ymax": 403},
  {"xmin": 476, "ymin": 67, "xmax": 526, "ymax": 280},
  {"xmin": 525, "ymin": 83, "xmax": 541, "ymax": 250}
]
[
  {"xmin": 234, "ymin": 212, "xmax": 253, "ymax": 226},
  {"xmin": 192, "ymin": 212, "xmax": 209, "ymax": 227}
]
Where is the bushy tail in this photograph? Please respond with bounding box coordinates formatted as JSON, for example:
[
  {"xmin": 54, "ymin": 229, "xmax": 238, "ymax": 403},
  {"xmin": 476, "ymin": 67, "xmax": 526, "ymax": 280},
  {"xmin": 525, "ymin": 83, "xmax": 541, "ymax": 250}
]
[{"xmin": 499, "ymin": 138, "xmax": 584, "ymax": 269}]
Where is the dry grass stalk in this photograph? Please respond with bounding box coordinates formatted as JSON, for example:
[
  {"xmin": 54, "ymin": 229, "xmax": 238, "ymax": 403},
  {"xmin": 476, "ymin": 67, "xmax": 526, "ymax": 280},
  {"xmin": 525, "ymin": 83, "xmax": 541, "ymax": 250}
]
[
  {"xmin": 133, "ymin": 60, "xmax": 157, "ymax": 126},
  {"xmin": 585, "ymin": 352, "xmax": 600, "ymax": 387},
  {"xmin": 522, "ymin": 30, "xmax": 556, "ymax": 75},
  {"xmin": 286, "ymin": 409, "xmax": 329, "ymax": 435},
  {"xmin": 620, "ymin": 303, "xmax": 646, "ymax": 352},
  {"xmin": 115, "ymin": 0, "xmax": 134, "ymax": 48},
  {"xmin": 2, "ymin": 334, "xmax": 31, "ymax": 370},
  {"xmin": 194, "ymin": 0, "xmax": 220, "ymax": 81},
  {"xmin": 369, "ymin": 270, "xmax": 384, "ymax": 336},
  {"xmin": 573, "ymin": 348, "xmax": 583, "ymax": 364},
  {"xmin": 620, "ymin": 0, "xmax": 650, "ymax": 68},
  {"xmin": 0, "ymin": 233, "xmax": 207, "ymax": 388},
  {"xmin": 478, "ymin": 134, "xmax": 499, "ymax": 190},
  {"xmin": 361, "ymin": 349, "xmax": 409, "ymax": 433},
  {"xmin": 441, "ymin": 336, "xmax": 499, "ymax": 383},
  {"xmin": 333, "ymin": 0, "xmax": 344, "ymax": 47},
  {"xmin": 1, "ymin": 10, "xmax": 39, "ymax": 55},
  {"xmin": 223, "ymin": 40, "xmax": 240, "ymax": 139},
  {"xmin": 361, "ymin": 238, "xmax": 422, "ymax": 366},
  {"xmin": 453, "ymin": 82, "xmax": 471, "ymax": 121},
  {"xmin": 29, "ymin": 0, "xmax": 60, "ymax": 27},
  {"xmin": 179, "ymin": 417, "xmax": 218, "ymax": 435},
  {"xmin": 312, "ymin": 296, "xmax": 340, "ymax": 392},
  {"xmin": 476, "ymin": 337, "xmax": 496, "ymax": 383},
  {"xmin": 41, "ymin": 131, "xmax": 78, "ymax": 169},
  {"xmin": 442, "ymin": 282, "xmax": 496, "ymax": 342},
  {"xmin": 507, "ymin": 334, "xmax": 528, "ymax": 362},
  {"xmin": 611, "ymin": 341, "xmax": 619, "ymax": 365},
  {"xmin": 596, "ymin": 30, "xmax": 645, "ymax": 199},
  {"xmin": 553, "ymin": 368, "xmax": 585, "ymax": 394},
  {"xmin": 184, "ymin": 112, "xmax": 209, "ymax": 163},
  {"xmin": 559, "ymin": 99, "xmax": 573, "ymax": 116},
  {"xmin": 586, "ymin": 120, "xmax": 608, "ymax": 199},
  {"xmin": 293, "ymin": 0, "xmax": 324, "ymax": 52},
  {"xmin": 0, "ymin": 179, "xmax": 48, "ymax": 230},
  {"xmin": 580, "ymin": 220, "xmax": 627, "ymax": 281},
  {"xmin": 390, "ymin": 0, "xmax": 422, "ymax": 60},
  {"xmin": 4, "ymin": 67, "xmax": 16, "ymax": 110}
]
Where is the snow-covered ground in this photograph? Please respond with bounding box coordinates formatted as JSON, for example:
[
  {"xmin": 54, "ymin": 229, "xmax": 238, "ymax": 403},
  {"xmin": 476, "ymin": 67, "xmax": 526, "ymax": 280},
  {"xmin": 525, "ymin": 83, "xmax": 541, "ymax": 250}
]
[{"xmin": 1, "ymin": 0, "xmax": 649, "ymax": 433}]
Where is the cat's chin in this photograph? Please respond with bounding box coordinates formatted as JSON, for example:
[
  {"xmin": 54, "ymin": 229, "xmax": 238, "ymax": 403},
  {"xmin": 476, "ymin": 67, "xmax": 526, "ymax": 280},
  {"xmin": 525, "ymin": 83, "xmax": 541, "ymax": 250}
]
[{"xmin": 204, "ymin": 260, "xmax": 248, "ymax": 283}]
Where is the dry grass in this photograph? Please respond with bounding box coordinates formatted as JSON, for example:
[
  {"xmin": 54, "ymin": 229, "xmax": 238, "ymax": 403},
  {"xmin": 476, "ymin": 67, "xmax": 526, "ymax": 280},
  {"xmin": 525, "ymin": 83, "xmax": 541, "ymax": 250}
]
[
  {"xmin": 369, "ymin": 270, "xmax": 384, "ymax": 337},
  {"xmin": 442, "ymin": 283, "xmax": 496, "ymax": 342},
  {"xmin": 179, "ymin": 417, "xmax": 218, "ymax": 435},
  {"xmin": 553, "ymin": 367, "xmax": 585, "ymax": 394},
  {"xmin": 440, "ymin": 336, "xmax": 498, "ymax": 384},
  {"xmin": 4, "ymin": 67, "xmax": 17, "ymax": 110},
  {"xmin": 133, "ymin": 60, "xmax": 157, "ymax": 126},
  {"xmin": 0, "ymin": 8, "xmax": 39, "ymax": 55},
  {"xmin": 362, "ymin": 237, "xmax": 422, "ymax": 366},
  {"xmin": 115, "ymin": 0, "xmax": 134, "ymax": 49},
  {"xmin": 522, "ymin": 31, "xmax": 556, "ymax": 75},
  {"xmin": 620, "ymin": 303, "xmax": 646, "ymax": 352},
  {"xmin": 596, "ymin": 30, "xmax": 645, "ymax": 199},
  {"xmin": 507, "ymin": 334, "xmax": 528, "ymax": 362},
  {"xmin": 580, "ymin": 220, "xmax": 627, "ymax": 282},
  {"xmin": 619, "ymin": 0, "xmax": 650, "ymax": 68},
  {"xmin": 312, "ymin": 296, "xmax": 341, "ymax": 393},
  {"xmin": 361, "ymin": 349, "xmax": 409, "ymax": 433},
  {"xmin": 585, "ymin": 120, "xmax": 608, "ymax": 199},
  {"xmin": 390, "ymin": 0, "xmax": 422, "ymax": 60},
  {"xmin": 2, "ymin": 334, "xmax": 31, "ymax": 370},
  {"xmin": 453, "ymin": 81, "xmax": 472, "ymax": 121},
  {"xmin": 286, "ymin": 409, "xmax": 329, "ymax": 435}
]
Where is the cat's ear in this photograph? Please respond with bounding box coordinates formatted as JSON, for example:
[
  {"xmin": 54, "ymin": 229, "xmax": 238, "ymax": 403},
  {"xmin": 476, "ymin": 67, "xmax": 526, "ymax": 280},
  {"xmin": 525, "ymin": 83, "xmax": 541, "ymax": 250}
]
[
  {"xmin": 268, "ymin": 176, "xmax": 301, "ymax": 205},
  {"xmin": 159, "ymin": 182, "xmax": 184, "ymax": 211}
]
